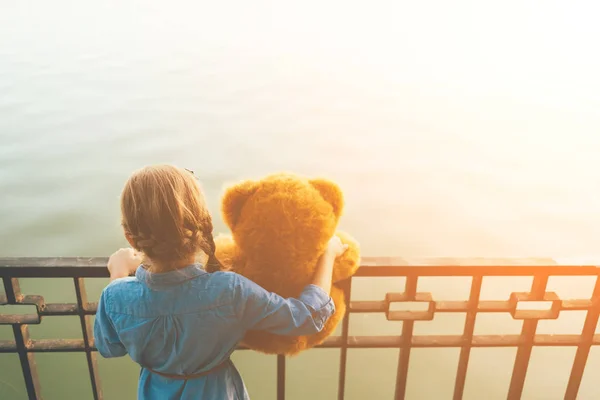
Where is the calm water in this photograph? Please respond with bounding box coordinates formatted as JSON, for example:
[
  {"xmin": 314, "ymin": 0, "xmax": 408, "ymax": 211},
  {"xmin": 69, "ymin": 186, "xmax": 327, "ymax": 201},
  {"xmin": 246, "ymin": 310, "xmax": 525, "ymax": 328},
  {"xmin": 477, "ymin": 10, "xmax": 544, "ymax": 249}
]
[{"xmin": 2, "ymin": 1, "xmax": 600, "ymax": 399}]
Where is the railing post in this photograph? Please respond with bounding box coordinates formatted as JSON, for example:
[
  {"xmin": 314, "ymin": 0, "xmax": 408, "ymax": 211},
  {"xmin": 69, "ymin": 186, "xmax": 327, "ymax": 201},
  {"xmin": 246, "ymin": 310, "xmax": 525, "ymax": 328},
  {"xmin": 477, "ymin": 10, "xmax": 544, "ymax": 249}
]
[
  {"xmin": 394, "ymin": 276, "xmax": 418, "ymax": 400},
  {"xmin": 453, "ymin": 275, "xmax": 483, "ymax": 400},
  {"xmin": 564, "ymin": 274, "xmax": 600, "ymax": 399},
  {"xmin": 337, "ymin": 278, "xmax": 352, "ymax": 400},
  {"xmin": 277, "ymin": 354, "xmax": 286, "ymax": 400},
  {"xmin": 74, "ymin": 278, "xmax": 103, "ymax": 400},
  {"xmin": 506, "ymin": 274, "xmax": 549, "ymax": 399},
  {"xmin": 3, "ymin": 276, "xmax": 42, "ymax": 400}
]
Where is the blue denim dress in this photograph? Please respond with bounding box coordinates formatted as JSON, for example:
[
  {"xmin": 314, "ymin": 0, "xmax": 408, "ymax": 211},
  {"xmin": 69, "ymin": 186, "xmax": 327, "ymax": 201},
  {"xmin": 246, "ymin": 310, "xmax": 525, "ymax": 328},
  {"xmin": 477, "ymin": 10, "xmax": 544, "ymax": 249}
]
[{"xmin": 93, "ymin": 264, "xmax": 335, "ymax": 399}]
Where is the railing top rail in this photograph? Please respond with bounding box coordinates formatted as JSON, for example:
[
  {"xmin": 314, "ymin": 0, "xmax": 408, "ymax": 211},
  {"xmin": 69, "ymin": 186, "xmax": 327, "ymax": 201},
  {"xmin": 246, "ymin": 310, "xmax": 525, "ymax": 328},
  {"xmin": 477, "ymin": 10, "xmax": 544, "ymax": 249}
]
[{"xmin": 1, "ymin": 257, "xmax": 599, "ymax": 277}]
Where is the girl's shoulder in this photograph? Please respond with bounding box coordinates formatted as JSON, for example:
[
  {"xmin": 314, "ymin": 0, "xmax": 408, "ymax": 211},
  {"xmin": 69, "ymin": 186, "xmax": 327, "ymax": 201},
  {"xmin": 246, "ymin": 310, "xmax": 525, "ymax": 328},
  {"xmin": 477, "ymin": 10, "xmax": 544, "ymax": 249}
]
[
  {"xmin": 101, "ymin": 276, "xmax": 142, "ymax": 299},
  {"xmin": 205, "ymin": 271, "xmax": 265, "ymax": 299},
  {"xmin": 205, "ymin": 270, "xmax": 242, "ymax": 288}
]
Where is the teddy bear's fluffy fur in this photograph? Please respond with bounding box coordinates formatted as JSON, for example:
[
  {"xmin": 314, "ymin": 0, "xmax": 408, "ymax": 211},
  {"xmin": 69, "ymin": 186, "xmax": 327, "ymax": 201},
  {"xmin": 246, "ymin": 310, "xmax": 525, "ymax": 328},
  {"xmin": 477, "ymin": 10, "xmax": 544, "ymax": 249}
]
[{"xmin": 206, "ymin": 173, "xmax": 360, "ymax": 355}]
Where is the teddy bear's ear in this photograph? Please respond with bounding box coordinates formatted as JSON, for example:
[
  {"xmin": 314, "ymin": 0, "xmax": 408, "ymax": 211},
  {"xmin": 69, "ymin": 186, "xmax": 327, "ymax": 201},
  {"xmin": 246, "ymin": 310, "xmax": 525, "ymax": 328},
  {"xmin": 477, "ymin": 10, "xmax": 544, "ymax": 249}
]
[
  {"xmin": 309, "ymin": 178, "xmax": 344, "ymax": 218},
  {"xmin": 221, "ymin": 180, "xmax": 258, "ymax": 229}
]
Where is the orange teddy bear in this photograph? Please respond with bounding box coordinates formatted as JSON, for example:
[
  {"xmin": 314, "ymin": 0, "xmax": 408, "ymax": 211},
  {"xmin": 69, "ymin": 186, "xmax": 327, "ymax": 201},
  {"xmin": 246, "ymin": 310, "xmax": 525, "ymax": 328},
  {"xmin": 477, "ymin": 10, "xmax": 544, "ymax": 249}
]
[{"xmin": 206, "ymin": 173, "xmax": 360, "ymax": 355}]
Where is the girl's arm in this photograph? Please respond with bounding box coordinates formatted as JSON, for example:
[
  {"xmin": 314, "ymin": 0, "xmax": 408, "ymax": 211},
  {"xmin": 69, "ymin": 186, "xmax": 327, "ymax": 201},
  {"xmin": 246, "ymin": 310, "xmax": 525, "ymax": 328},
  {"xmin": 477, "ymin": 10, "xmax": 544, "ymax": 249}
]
[
  {"xmin": 94, "ymin": 249, "xmax": 140, "ymax": 357},
  {"xmin": 93, "ymin": 289, "xmax": 127, "ymax": 358},
  {"xmin": 309, "ymin": 238, "xmax": 345, "ymax": 294},
  {"xmin": 235, "ymin": 237, "xmax": 347, "ymax": 335}
]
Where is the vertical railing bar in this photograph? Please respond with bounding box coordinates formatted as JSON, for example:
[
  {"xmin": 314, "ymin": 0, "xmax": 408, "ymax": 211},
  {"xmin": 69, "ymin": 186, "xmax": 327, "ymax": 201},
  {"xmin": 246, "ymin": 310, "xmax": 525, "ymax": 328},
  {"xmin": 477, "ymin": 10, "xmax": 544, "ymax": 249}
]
[
  {"xmin": 564, "ymin": 273, "xmax": 600, "ymax": 399},
  {"xmin": 404, "ymin": 275, "xmax": 417, "ymax": 297},
  {"xmin": 74, "ymin": 278, "xmax": 103, "ymax": 400},
  {"xmin": 507, "ymin": 274, "xmax": 548, "ymax": 400},
  {"xmin": 337, "ymin": 278, "xmax": 353, "ymax": 400},
  {"xmin": 453, "ymin": 275, "xmax": 483, "ymax": 400},
  {"xmin": 394, "ymin": 275, "xmax": 418, "ymax": 400},
  {"xmin": 3, "ymin": 276, "xmax": 42, "ymax": 399},
  {"xmin": 3, "ymin": 277, "xmax": 20, "ymax": 303},
  {"xmin": 277, "ymin": 354, "xmax": 286, "ymax": 400}
]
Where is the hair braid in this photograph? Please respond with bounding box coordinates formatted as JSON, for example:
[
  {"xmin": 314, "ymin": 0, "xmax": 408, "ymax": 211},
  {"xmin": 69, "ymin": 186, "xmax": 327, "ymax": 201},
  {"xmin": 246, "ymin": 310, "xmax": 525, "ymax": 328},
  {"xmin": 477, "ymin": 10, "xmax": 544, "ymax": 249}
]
[{"xmin": 199, "ymin": 218, "xmax": 224, "ymax": 272}]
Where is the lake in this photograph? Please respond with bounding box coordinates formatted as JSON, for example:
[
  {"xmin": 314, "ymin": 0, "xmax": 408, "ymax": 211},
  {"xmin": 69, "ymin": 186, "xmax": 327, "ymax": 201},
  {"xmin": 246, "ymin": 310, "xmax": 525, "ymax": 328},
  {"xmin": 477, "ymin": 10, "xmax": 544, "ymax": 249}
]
[{"xmin": 1, "ymin": 1, "xmax": 600, "ymax": 399}]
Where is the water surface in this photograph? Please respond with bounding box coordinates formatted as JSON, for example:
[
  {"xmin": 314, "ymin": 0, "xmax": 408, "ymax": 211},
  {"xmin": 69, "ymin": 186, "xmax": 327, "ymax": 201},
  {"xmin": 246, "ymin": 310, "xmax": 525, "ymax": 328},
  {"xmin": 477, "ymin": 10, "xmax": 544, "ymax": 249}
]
[{"xmin": 2, "ymin": 2, "xmax": 600, "ymax": 399}]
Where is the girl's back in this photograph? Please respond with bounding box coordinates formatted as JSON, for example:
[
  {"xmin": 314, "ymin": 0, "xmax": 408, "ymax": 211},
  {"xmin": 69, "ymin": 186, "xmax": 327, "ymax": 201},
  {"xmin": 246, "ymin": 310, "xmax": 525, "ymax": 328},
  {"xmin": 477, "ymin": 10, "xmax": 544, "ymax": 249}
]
[{"xmin": 97, "ymin": 267, "xmax": 247, "ymax": 399}]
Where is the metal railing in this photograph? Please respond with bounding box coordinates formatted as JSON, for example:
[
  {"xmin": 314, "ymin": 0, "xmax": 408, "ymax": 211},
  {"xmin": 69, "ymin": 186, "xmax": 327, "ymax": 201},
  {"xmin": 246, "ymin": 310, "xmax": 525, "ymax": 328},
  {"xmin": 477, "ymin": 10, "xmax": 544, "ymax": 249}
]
[{"xmin": 1, "ymin": 257, "xmax": 600, "ymax": 400}]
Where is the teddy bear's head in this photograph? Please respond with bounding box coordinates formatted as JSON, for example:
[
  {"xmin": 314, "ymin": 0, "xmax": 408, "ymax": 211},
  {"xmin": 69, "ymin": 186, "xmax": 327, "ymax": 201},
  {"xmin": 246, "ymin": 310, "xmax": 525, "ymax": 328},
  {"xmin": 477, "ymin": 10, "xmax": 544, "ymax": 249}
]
[{"xmin": 221, "ymin": 173, "xmax": 343, "ymax": 266}]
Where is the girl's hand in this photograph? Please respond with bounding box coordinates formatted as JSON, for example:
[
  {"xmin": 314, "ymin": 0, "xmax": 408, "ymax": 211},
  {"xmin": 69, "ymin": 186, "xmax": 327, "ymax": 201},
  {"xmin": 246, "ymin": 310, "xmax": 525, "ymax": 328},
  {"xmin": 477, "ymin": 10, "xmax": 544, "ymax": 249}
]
[
  {"xmin": 325, "ymin": 236, "xmax": 349, "ymax": 258},
  {"xmin": 108, "ymin": 248, "xmax": 142, "ymax": 281}
]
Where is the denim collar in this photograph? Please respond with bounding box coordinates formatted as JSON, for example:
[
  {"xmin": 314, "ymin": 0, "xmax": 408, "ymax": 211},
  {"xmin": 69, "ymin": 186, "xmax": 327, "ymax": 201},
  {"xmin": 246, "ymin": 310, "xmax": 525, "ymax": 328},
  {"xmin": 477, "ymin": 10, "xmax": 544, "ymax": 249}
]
[{"xmin": 135, "ymin": 263, "xmax": 207, "ymax": 289}]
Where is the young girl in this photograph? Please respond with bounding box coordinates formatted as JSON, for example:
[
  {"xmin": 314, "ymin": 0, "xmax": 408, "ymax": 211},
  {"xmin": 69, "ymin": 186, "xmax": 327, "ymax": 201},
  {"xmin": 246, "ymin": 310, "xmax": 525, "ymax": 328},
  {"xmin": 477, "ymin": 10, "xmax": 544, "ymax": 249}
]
[{"xmin": 94, "ymin": 165, "xmax": 347, "ymax": 400}]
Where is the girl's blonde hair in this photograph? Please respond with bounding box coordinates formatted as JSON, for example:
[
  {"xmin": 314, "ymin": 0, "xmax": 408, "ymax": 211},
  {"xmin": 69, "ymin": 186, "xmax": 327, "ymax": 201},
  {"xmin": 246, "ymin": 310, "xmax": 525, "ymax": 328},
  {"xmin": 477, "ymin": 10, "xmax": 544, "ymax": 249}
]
[{"xmin": 120, "ymin": 164, "xmax": 222, "ymax": 271}]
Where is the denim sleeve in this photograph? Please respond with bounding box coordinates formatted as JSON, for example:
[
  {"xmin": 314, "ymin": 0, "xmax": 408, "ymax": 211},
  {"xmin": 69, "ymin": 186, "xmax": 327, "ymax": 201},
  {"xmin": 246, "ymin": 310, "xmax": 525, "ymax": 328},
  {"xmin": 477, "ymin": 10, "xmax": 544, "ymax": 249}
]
[
  {"xmin": 233, "ymin": 274, "xmax": 336, "ymax": 335},
  {"xmin": 93, "ymin": 288, "xmax": 127, "ymax": 358}
]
